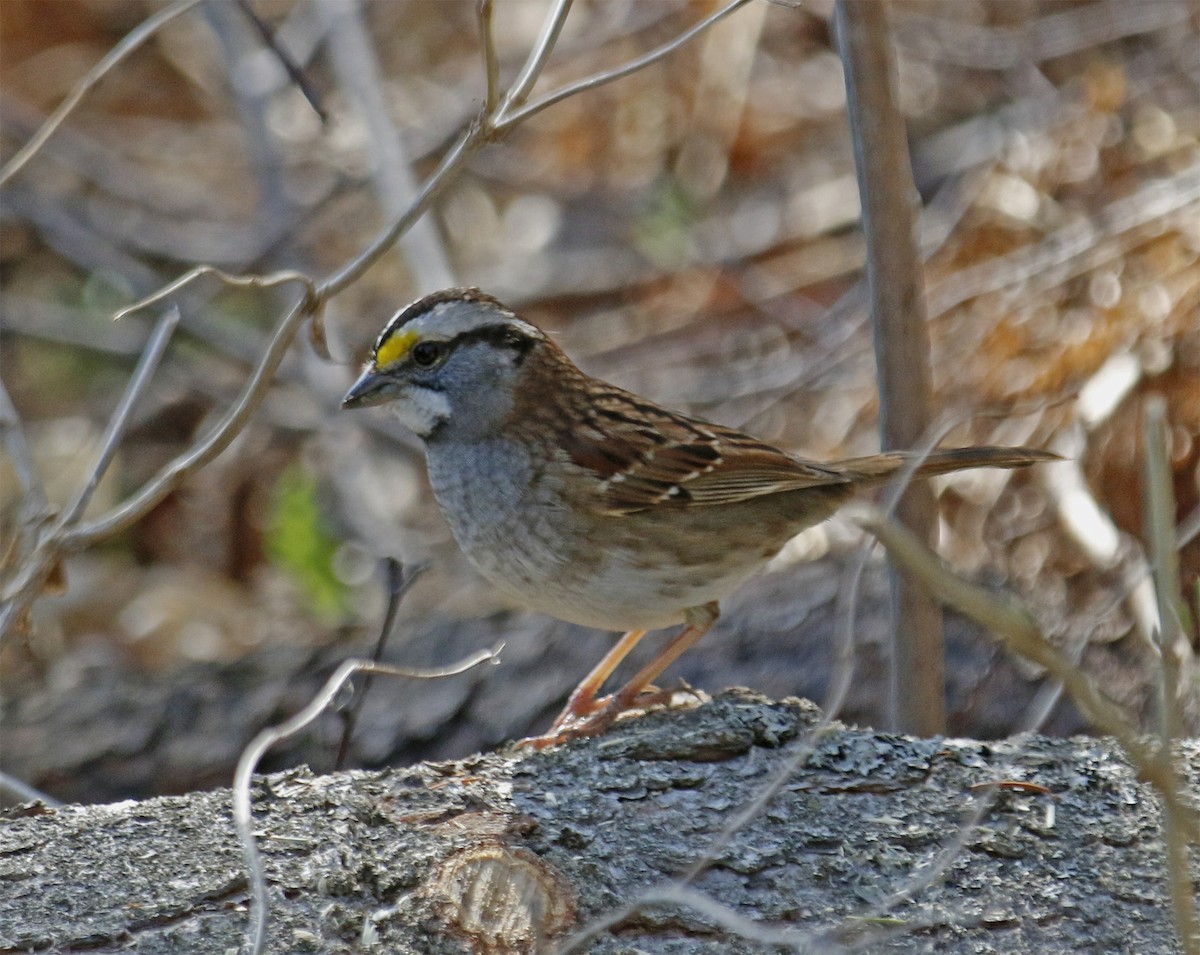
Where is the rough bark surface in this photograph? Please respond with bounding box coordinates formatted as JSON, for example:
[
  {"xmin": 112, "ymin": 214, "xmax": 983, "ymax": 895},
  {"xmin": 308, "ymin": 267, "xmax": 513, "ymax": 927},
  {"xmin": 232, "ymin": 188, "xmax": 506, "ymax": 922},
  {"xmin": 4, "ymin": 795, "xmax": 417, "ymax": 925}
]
[{"xmin": 1, "ymin": 690, "xmax": 1194, "ymax": 954}]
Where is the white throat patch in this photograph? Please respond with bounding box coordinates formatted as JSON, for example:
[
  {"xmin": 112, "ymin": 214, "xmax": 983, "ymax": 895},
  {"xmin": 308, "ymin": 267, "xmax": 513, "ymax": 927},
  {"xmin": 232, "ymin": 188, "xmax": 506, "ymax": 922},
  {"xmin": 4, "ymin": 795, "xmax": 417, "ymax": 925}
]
[{"xmin": 389, "ymin": 385, "xmax": 451, "ymax": 438}]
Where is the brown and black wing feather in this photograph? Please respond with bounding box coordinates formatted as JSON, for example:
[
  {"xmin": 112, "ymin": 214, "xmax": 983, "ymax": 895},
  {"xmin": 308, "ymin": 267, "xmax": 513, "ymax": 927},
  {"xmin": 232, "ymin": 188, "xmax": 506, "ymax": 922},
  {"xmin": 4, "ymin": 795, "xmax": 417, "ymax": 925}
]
[{"xmin": 559, "ymin": 386, "xmax": 850, "ymax": 515}]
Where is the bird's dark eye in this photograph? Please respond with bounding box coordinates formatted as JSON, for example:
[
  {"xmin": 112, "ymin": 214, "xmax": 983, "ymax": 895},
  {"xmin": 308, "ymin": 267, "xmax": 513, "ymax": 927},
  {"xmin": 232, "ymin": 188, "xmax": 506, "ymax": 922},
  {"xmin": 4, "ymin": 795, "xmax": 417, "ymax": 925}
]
[{"xmin": 411, "ymin": 341, "xmax": 444, "ymax": 367}]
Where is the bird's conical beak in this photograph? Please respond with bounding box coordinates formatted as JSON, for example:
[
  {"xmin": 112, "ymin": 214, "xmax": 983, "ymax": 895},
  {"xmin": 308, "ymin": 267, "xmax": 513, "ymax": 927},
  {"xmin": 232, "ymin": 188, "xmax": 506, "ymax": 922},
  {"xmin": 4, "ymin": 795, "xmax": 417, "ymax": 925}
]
[{"xmin": 342, "ymin": 367, "xmax": 394, "ymax": 409}]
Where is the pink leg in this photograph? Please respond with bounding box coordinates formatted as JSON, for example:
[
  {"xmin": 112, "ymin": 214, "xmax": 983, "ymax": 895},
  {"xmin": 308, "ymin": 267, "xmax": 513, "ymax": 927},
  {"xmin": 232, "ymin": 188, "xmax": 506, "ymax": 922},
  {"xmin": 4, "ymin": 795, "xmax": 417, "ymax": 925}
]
[
  {"xmin": 550, "ymin": 629, "xmax": 647, "ymax": 728},
  {"xmin": 512, "ymin": 629, "xmax": 648, "ymax": 750},
  {"xmin": 602, "ymin": 602, "xmax": 718, "ymax": 721},
  {"xmin": 521, "ymin": 603, "xmax": 719, "ymax": 748}
]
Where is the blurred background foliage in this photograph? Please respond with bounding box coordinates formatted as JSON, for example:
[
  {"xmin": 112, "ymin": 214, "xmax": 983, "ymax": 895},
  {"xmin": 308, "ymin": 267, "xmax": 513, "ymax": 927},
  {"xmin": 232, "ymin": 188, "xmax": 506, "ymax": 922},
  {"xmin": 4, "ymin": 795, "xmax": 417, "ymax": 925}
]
[{"xmin": 1, "ymin": 0, "xmax": 1198, "ymax": 802}]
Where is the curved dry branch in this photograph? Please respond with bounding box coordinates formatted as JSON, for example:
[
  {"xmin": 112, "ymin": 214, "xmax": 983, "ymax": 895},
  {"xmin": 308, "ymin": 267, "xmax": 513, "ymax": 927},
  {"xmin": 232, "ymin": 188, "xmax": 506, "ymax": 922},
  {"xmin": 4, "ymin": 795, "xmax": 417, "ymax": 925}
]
[
  {"xmin": 498, "ymin": 0, "xmax": 754, "ymax": 130},
  {"xmin": 65, "ymin": 296, "xmax": 310, "ymax": 548},
  {"xmin": 235, "ymin": 646, "xmax": 504, "ymax": 955}
]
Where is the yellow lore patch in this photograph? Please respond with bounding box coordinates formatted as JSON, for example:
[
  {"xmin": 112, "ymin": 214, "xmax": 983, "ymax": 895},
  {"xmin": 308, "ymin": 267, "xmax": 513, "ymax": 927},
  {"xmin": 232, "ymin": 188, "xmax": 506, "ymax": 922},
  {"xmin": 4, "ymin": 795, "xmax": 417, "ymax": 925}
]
[{"xmin": 374, "ymin": 328, "xmax": 418, "ymax": 369}]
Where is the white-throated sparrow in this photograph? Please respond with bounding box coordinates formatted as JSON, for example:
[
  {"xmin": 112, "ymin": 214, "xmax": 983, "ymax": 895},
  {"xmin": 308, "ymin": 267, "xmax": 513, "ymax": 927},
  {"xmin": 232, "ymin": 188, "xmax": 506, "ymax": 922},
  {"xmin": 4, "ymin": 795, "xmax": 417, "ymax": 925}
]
[{"xmin": 343, "ymin": 288, "xmax": 1056, "ymax": 745}]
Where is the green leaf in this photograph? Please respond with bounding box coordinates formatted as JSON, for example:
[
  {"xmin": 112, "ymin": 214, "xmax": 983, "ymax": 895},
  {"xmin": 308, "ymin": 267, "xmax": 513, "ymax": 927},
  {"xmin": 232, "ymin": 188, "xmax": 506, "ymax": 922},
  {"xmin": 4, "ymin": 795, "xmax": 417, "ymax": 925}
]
[{"xmin": 265, "ymin": 464, "xmax": 348, "ymax": 622}]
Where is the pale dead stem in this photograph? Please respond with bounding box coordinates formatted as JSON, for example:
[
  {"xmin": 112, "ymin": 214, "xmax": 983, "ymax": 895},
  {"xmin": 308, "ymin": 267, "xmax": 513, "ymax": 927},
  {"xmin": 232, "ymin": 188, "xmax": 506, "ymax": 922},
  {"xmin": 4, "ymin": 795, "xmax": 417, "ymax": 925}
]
[{"xmin": 0, "ymin": 308, "xmax": 183, "ymax": 634}]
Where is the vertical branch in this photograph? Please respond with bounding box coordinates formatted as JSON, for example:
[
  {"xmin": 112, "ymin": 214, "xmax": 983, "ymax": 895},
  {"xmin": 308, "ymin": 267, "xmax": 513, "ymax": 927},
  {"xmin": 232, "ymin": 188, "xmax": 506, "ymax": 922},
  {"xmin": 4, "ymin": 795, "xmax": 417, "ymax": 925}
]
[
  {"xmin": 1142, "ymin": 397, "xmax": 1199, "ymax": 953},
  {"xmin": 334, "ymin": 559, "xmax": 427, "ymax": 770},
  {"xmin": 479, "ymin": 0, "xmax": 501, "ymax": 116},
  {"xmin": 835, "ymin": 0, "xmax": 944, "ymax": 734},
  {"xmin": 1143, "ymin": 396, "xmax": 1187, "ymax": 738}
]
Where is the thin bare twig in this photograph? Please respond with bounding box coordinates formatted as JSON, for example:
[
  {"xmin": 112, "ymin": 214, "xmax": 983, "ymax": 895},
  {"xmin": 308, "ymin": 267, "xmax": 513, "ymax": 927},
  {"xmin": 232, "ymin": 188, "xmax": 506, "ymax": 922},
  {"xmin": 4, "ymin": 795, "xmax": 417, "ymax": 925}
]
[
  {"xmin": 478, "ymin": 0, "xmax": 501, "ymax": 116},
  {"xmin": 234, "ymin": 646, "xmax": 503, "ymax": 955},
  {"xmin": 64, "ymin": 297, "xmax": 310, "ymax": 548},
  {"xmin": 324, "ymin": 0, "xmax": 757, "ymax": 298},
  {"xmin": 111, "ymin": 267, "xmax": 318, "ymax": 323},
  {"xmin": 1179, "ymin": 503, "xmax": 1200, "ymax": 551},
  {"xmin": 15, "ymin": 268, "xmax": 317, "ymax": 547},
  {"xmin": 61, "ymin": 308, "xmax": 180, "ymax": 527},
  {"xmin": 558, "ymin": 852, "xmax": 969, "ymax": 954},
  {"xmin": 0, "ymin": 0, "xmax": 205, "ymax": 187},
  {"xmin": 1144, "ymin": 398, "xmax": 1187, "ymax": 738},
  {"xmin": 0, "ymin": 369, "xmax": 47, "ymax": 515},
  {"xmin": 500, "ymin": 0, "xmax": 754, "ymax": 130},
  {"xmin": 314, "ymin": 0, "xmax": 564, "ymax": 298},
  {"xmin": 233, "ymin": 0, "xmax": 328, "ymax": 123},
  {"xmin": 672, "ymin": 543, "xmax": 868, "ymax": 887},
  {"xmin": 318, "ymin": 0, "xmax": 455, "ymax": 290},
  {"xmin": 334, "ymin": 559, "xmax": 429, "ymax": 770},
  {"xmin": 319, "ymin": 129, "xmax": 480, "ymax": 299},
  {"xmin": 499, "ymin": 0, "xmax": 575, "ymax": 118},
  {"xmin": 1, "ymin": 309, "xmax": 182, "ymax": 635},
  {"xmin": 0, "ymin": 770, "xmax": 63, "ymax": 809},
  {"xmin": 556, "ymin": 881, "xmax": 812, "ymax": 953},
  {"xmin": 0, "ymin": 268, "xmax": 317, "ymax": 633}
]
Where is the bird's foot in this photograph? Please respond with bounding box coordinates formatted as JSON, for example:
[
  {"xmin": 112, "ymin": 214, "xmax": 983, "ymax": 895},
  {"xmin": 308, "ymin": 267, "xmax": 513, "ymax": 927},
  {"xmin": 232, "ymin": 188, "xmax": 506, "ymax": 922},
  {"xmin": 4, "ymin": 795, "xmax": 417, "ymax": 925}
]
[{"xmin": 511, "ymin": 682, "xmax": 706, "ymax": 750}]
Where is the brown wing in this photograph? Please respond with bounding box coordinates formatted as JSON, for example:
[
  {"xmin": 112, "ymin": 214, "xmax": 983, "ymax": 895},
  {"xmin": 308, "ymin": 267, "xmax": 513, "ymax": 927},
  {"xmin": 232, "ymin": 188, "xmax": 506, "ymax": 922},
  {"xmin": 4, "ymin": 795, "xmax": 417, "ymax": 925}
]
[{"xmin": 561, "ymin": 387, "xmax": 849, "ymax": 515}]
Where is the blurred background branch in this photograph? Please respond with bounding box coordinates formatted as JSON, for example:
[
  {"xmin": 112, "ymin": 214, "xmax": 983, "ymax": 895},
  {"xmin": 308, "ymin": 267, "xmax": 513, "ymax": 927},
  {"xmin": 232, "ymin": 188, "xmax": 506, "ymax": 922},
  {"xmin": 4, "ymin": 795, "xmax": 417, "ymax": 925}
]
[{"xmin": 835, "ymin": 0, "xmax": 944, "ymax": 735}]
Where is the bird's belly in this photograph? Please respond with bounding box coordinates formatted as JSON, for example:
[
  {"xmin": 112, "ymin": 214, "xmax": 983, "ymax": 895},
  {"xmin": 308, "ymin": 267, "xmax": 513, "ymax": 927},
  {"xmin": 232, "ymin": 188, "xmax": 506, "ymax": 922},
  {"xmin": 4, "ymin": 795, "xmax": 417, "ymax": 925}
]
[
  {"xmin": 467, "ymin": 534, "xmax": 763, "ymax": 632},
  {"xmin": 445, "ymin": 501, "xmax": 773, "ymax": 631},
  {"xmin": 427, "ymin": 440, "xmax": 797, "ymax": 632}
]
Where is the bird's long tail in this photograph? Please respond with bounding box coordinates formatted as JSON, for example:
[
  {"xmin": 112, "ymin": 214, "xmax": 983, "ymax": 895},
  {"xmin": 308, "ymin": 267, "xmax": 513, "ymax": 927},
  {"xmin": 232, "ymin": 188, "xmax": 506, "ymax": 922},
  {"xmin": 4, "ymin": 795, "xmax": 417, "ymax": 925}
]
[{"xmin": 837, "ymin": 446, "xmax": 1060, "ymax": 487}]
